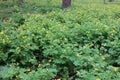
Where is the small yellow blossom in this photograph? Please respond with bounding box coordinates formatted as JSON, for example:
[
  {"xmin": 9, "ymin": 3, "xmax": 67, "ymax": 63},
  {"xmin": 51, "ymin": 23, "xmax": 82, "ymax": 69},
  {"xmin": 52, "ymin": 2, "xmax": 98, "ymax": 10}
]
[
  {"xmin": 56, "ymin": 78, "xmax": 61, "ymax": 80},
  {"xmin": 26, "ymin": 43, "xmax": 30, "ymax": 46},
  {"xmin": 2, "ymin": 39, "xmax": 5, "ymax": 44},
  {"xmin": 16, "ymin": 75, "xmax": 19, "ymax": 78},
  {"xmin": 38, "ymin": 64, "xmax": 41, "ymax": 67},
  {"xmin": 64, "ymin": 38, "xmax": 68, "ymax": 41},
  {"xmin": 76, "ymin": 71, "xmax": 80, "ymax": 76},
  {"xmin": 111, "ymin": 30, "xmax": 115, "ymax": 33},
  {"xmin": 46, "ymin": 34, "xmax": 50, "ymax": 38},
  {"xmin": 83, "ymin": 45, "xmax": 87, "ymax": 49},
  {"xmin": 96, "ymin": 78, "xmax": 101, "ymax": 80},
  {"xmin": 104, "ymin": 25, "xmax": 108, "ymax": 29},
  {"xmin": 46, "ymin": 68, "xmax": 48, "ymax": 71},
  {"xmin": 0, "ymin": 31, "xmax": 4, "ymax": 34},
  {"xmin": 89, "ymin": 56, "xmax": 93, "ymax": 61},
  {"xmin": 102, "ymin": 43, "xmax": 106, "ymax": 46},
  {"xmin": 48, "ymin": 59, "xmax": 52, "ymax": 62},
  {"xmin": 32, "ymin": 34, "xmax": 35, "ymax": 36},
  {"xmin": 90, "ymin": 42, "xmax": 94, "ymax": 46},
  {"xmin": 10, "ymin": 63, "xmax": 16, "ymax": 66},
  {"xmin": 26, "ymin": 68, "xmax": 30, "ymax": 72},
  {"xmin": 76, "ymin": 54, "xmax": 81, "ymax": 57},
  {"xmin": 36, "ymin": 14, "xmax": 41, "ymax": 18},
  {"xmin": 42, "ymin": 28, "xmax": 45, "ymax": 30},
  {"xmin": 101, "ymin": 65, "xmax": 105, "ymax": 68},
  {"xmin": 94, "ymin": 67, "xmax": 99, "ymax": 71},
  {"xmin": 22, "ymin": 36, "xmax": 27, "ymax": 39},
  {"xmin": 101, "ymin": 56, "xmax": 105, "ymax": 60},
  {"xmin": 86, "ymin": 31, "xmax": 90, "ymax": 33},
  {"xmin": 114, "ymin": 67, "xmax": 118, "ymax": 72}
]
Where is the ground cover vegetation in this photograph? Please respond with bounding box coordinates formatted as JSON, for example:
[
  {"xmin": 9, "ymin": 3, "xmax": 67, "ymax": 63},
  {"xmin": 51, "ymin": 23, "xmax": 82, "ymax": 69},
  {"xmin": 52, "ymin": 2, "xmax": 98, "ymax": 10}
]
[{"xmin": 0, "ymin": 0, "xmax": 120, "ymax": 80}]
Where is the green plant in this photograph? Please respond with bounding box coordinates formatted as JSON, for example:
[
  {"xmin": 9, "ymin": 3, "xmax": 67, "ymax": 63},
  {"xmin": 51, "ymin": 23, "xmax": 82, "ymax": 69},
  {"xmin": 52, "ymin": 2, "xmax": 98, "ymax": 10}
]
[{"xmin": 0, "ymin": 1, "xmax": 120, "ymax": 80}]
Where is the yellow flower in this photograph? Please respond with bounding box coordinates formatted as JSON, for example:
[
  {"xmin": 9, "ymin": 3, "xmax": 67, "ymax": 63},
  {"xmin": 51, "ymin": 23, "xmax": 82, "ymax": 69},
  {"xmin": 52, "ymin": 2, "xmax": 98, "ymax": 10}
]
[
  {"xmin": 96, "ymin": 78, "xmax": 101, "ymax": 80},
  {"xmin": 36, "ymin": 14, "xmax": 41, "ymax": 18},
  {"xmin": 76, "ymin": 54, "xmax": 81, "ymax": 57},
  {"xmin": 56, "ymin": 78, "xmax": 61, "ymax": 80},
  {"xmin": 26, "ymin": 68, "xmax": 30, "ymax": 72},
  {"xmin": 16, "ymin": 75, "xmax": 19, "ymax": 78},
  {"xmin": 101, "ymin": 55, "xmax": 105, "ymax": 60},
  {"xmin": 48, "ymin": 59, "xmax": 52, "ymax": 62},
  {"xmin": 114, "ymin": 67, "xmax": 118, "ymax": 72},
  {"xmin": 32, "ymin": 34, "xmax": 35, "ymax": 36},
  {"xmin": 83, "ymin": 45, "xmax": 87, "ymax": 49},
  {"xmin": 10, "ymin": 63, "xmax": 16, "ymax": 66},
  {"xmin": 42, "ymin": 28, "xmax": 45, "ymax": 30},
  {"xmin": 86, "ymin": 31, "xmax": 90, "ymax": 33},
  {"xmin": 2, "ymin": 39, "xmax": 5, "ymax": 44},
  {"xmin": 90, "ymin": 42, "xmax": 94, "ymax": 46},
  {"xmin": 101, "ymin": 65, "xmax": 105, "ymax": 68},
  {"xmin": 0, "ymin": 31, "xmax": 4, "ymax": 34},
  {"xmin": 26, "ymin": 43, "xmax": 30, "ymax": 46},
  {"xmin": 104, "ymin": 25, "xmax": 108, "ymax": 29},
  {"xmin": 76, "ymin": 71, "xmax": 80, "ymax": 76},
  {"xmin": 102, "ymin": 43, "xmax": 106, "ymax": 46},
  {"xmin": 89, "ymin": 56, "xmax": 93, "ymax": 60},
  {"xmin": 94, "ymin": 67, "xmax": 99, "ymax": 71},
  {"xmin": 111, "ymin": 30, "xmax": 115, "ymax": 33},
  {"xmin": 46, "ymin": 68, "xmax": 48, "ymax": 71},
  {"xmin": 46, "ymin": 33, "xmax": 50, "ymax": 38},
  {"xmin": 38, "ymin": 64, "xmax": 41, "ymax": 67},
  {"xmin": 16, "ymin": 47, "xmax": 20, "ymax": 50},
  {"xmin": 64, "ymin": 38, "xmax": 68, "ymax": 41},
  {"xmin": 22, "ymin": 36, "xmax": 27, "ymax": 39}
]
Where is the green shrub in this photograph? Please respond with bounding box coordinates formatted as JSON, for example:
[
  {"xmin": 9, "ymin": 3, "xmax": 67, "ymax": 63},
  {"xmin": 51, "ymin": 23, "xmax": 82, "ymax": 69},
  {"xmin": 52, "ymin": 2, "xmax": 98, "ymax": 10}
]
[{"xmin": 0, "ymin": 2, "xmax": 120, "ymax": 80}]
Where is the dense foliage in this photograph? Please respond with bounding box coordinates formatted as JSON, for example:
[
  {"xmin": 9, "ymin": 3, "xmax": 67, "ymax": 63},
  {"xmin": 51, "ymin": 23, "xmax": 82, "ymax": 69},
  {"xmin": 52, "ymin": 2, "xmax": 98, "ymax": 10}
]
[{"xmin": 0, "ymin": 0, "xmax": 120, "ymax": 80}]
